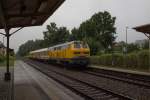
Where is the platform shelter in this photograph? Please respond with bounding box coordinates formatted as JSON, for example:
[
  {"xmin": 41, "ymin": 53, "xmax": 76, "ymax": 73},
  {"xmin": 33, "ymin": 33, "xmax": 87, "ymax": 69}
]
[{"xmin": 0, "ymin": 0, "xmax": 65, "ymax": 81}]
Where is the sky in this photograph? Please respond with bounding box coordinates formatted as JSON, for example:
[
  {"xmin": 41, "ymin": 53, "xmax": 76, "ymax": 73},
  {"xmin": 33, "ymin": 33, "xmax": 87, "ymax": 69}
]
[{"xmin": 0, "ymin": 0, "xmax": 150, "ymax": 52}]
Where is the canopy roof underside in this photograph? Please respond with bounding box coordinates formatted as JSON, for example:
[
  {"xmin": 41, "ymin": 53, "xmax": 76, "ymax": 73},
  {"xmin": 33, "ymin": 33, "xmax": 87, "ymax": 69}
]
[
  {"xmin": 0, "ymin": 0, "xmax": 64, "ymax": 29},
  {"xmin": 133, "ymin": 24, "xmax": 150, "ymax": 34}
]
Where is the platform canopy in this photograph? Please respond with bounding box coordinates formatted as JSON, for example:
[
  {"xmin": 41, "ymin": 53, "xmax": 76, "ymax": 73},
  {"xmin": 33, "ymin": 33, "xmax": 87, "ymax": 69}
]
[
  {"xmin": 0, "ymin": 0, "xmax": 65, "ymax": 29},
  {"xmin": 133, "ymin": 24, "xmax": 150, "ymax": 39}
]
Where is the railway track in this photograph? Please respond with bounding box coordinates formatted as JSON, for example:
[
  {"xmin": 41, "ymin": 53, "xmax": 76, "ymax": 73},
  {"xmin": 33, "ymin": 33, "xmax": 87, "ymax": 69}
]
[
  {"xmin": 24, "ymin": 60, "xmax": 133, "ymax": 100},
  {"xmin": 84, "ymin": 68, "xmax": 150, "ymax": 88}
]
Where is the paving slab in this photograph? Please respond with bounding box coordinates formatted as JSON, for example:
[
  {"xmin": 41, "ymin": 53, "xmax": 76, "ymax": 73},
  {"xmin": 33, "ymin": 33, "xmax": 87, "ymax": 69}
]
[
  {"xmin": 14, "ymin": 60, "xmax": 83, "ymax": 100},
  {"xmin": 0, "ymin": 67, "xmax": 13, "ymax": 100}
]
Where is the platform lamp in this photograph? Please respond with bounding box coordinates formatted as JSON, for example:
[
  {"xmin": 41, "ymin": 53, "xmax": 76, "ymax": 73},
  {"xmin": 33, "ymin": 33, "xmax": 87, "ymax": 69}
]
[
  {"xmin": 125, "ymin": 27, "xmax": 128, "ymax": 54},
  {"xmin": 125, "ymin": 26, "xmax": 131, "ymax": 67}
]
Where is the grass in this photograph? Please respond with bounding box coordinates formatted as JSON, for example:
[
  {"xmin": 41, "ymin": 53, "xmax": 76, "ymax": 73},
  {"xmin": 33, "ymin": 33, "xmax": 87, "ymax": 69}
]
[
  {"xmin": 0, "ymin": 57, "xmax": 15, "ymax": 67},
  {"xmin": 90, "ymin": 50, "xmax": 150, "ymax": 72},
  {"xmin": 0, "ymin": 60, "xmax": 15, "ymax": 67}
]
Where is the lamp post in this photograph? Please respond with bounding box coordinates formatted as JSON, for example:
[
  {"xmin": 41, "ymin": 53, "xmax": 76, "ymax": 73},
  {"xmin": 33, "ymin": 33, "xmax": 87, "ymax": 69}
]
[
  {"xmin": 124, "ymin": 26, "xmax": 129, "ymax": 67},
  {"xmin": 125, "ymin": 26, "xmax": 129, "ymax": 54}
]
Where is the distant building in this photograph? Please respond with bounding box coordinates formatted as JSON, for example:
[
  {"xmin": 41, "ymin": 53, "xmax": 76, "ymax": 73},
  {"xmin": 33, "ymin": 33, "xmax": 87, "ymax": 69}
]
[
  {"xmin": 135, "ymin": 39, "xmax": 148, "ymax": 48},
  {"xmin": 0, "ymin": 41, "xmax": 14, "ymax": 56},
  {"xmin": 0, "ymin": 41, "xmax": 6, "ymax": 56},
  {"xmin": 113, "ymin": 41, "xmax": 125, "ymax": 53}
]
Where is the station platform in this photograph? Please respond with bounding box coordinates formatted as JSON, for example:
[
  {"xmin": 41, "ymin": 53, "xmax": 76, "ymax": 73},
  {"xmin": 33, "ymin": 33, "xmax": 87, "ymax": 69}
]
[
  {"xmin": 0, "ymin": 67, "xmax": 13, "ymax": 100},
  {"xmin": 14, "ymin": 60, "xmax": 83, "ymax": 100},
  {"xmin": 91, "ymin": 65, "xmax": 150, "ymax": 76}
]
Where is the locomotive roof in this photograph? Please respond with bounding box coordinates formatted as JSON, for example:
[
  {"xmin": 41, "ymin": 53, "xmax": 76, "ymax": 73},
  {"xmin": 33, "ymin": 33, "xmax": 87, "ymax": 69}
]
[
  {"xmin": 30, "ymin": 41, "xmax": 83, "ymax": 54},
  {"xmin": 30, "ymin": 48, "xmax": 48, "ymax": 54},
  {"xmin": 48, "ymin": 41, "xmax": 74, "ymax": 49},
  {"xmin": 48, "ymin": 41, "xmax": 83, "ymax": 49}
]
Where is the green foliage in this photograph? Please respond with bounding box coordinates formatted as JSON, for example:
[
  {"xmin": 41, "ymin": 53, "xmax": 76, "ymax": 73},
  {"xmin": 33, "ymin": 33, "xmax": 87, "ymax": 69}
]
[
  {"xmin": 43, "ymin": 23, "xmax": 70, "ymax": 46},
  {"xmin": 90, "ymin": 50, "xmax": 150, "ymax": 70},
  {"xmin": 143, "ymin": 40, "xmax": 149, "ymax": 49},
  {"xmin": 0, "ymin": 55, "xmax": 15, "ymax": 66},
  {"xmin": 137, "ymin": 50, "xmax": 149, "ymax": 69},
  {"xmin": 90, "ymin": 11, "xmax": 116, "ymax": 49},
  {"xmin": 127, "ymin": 43, "xmax": 139, "ymax": 53},
  {"xmin": 17, "ymin": 39, "xmax": 45, "ymax": 56},
  {"xmin": 99, "ymin": 54, "xmax": 112, "ymax": 66},
  {"xmin": 113, "ymin": 53, "xmax": 124, "ymax": 66},
  {"xmin": 71, "ymin": 11, "xmax": 116, "ymax": 55},
  {"xmin": 0, "ymin": 55, "xmax": 5, "ymax": 62}
]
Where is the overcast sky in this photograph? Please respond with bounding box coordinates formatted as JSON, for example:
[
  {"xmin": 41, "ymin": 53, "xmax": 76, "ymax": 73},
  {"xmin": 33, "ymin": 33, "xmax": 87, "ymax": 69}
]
[{"xmin": 0, "ymin": 0, "xmax": 150, "ymax": 52}]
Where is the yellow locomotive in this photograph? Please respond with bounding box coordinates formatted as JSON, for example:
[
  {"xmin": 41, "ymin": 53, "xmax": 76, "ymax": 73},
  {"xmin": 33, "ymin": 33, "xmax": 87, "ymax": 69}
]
[{"xmin": 29, "ymin": 41, "xmax": 90, "ymax": 66}]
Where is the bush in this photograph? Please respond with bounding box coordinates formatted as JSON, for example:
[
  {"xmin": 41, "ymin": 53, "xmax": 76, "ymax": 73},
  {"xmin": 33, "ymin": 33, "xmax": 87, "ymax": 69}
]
[
  {"xmin": 90, "ymin": 50, "xmax": 150, "ymax": 70},
  {"xmin": 137, "ymin": 50, "xmax": 149, "ymax": 69},
  {"xmin": 0, "ymin": 55, "xmax": 5, "ymax": 62},
  {"xmin": 113, "ymin": 53, "xmax": 124, "ymax": 67},
  {"xmin": 125, "ymin": 53, "xmax": 138, "ymax": 68},
  {"xmin": 90, "ymin": 56, "xmax": 100, "ymax": 65}
]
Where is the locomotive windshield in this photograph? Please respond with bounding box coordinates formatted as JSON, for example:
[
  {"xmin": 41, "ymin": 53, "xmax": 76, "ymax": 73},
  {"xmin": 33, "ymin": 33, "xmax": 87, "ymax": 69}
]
[{"xmin": 74, "ymin": 41, "xmax": 89, "ymax": 48}]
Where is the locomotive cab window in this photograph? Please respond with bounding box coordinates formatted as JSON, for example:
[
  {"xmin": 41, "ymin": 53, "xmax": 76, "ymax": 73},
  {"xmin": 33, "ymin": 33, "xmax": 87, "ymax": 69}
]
[{"xmin": 74, "ymin": 42, "xmax": 81, "ymax": 48}]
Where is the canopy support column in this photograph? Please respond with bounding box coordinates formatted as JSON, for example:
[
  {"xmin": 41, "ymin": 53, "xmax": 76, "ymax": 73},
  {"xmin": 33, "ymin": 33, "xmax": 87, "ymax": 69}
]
[
  {"xmin": 4, "ymin": 28, "xmax": 11, "ymax": 81},
  {"xmin": 148, "ymin": 34, "xmax": 150, "ymax": 71}
]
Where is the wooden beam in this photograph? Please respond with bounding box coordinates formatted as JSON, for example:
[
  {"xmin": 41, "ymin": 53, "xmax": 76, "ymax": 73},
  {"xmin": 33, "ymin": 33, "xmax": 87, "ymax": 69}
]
[
  {"xmin": 7, "ymin": 12, "xmax": 50, "ymax": 18},
  {"xmin": 144, "ymin": 33, "xmax": 150, "ymax": 39},
  {"xmin": 0, "ymin": 1, "xmax": 8, "ymax": 29}
]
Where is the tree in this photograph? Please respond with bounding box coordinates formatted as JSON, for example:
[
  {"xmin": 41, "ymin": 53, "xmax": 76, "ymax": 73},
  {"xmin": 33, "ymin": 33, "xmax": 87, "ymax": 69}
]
[
  {"xmin": 43, "ymin": 23, "xmax": 70, "ymax": 46},
  {"xmin": 17, "ymin": 39, "xmax": 45, "ymax": 56},
  {"xmin": 71, "ymin": 11, "xmax": 116, "ymax": 55},
  {"xmin": 90, "ymin": 11, "xmax": 116, "ymax": 49},
  {"xmin": 127, "ymin": 43, "xmax": 139, "ymax": 53},
  {"xmin": 18, "ymin": 40, "xmax": 35, "ymax": 56}
]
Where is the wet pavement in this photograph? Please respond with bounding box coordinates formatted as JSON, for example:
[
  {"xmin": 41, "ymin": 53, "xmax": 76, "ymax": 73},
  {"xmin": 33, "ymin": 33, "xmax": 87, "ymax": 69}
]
[{"xmin": 14, "ymin": 60, "xmax": 83, "ymax": 100}]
